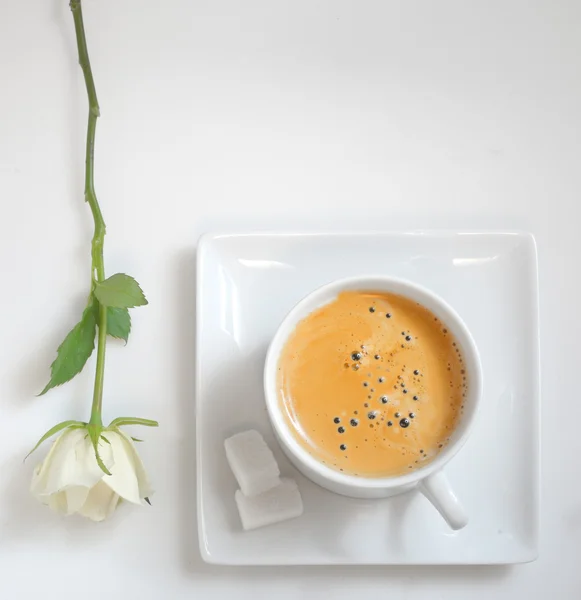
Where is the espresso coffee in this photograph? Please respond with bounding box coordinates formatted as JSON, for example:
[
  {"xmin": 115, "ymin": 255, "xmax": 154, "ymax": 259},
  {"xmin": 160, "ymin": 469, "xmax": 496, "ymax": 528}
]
[{"xmin": 277, "ymin": 291, "xmax": 467, "ymax": 477}]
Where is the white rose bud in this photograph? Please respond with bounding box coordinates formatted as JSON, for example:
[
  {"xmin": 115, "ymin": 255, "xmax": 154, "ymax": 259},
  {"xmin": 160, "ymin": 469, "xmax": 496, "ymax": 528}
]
[{"xmin": 30, "ymin": 424, "xmax": 153, "ymax": 521}]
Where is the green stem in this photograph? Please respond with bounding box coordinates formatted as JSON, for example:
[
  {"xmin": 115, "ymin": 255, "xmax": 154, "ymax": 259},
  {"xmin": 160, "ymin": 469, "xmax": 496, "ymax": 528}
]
[{"xmin": 70, "ymin": 0, "xmax": 106, "ymax": 426}]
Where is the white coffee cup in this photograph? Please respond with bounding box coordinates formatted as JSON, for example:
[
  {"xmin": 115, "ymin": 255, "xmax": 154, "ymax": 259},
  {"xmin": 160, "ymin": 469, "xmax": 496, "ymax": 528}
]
[{"xmin": 264, "ymin": 275, "xmax": 482, "ymax": 530}]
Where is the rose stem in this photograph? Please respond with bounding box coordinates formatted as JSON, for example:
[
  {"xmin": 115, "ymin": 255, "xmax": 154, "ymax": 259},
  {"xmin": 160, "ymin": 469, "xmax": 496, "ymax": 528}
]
[{"xmin": 70, "ymin": 0, "xmax": 107, "ymax": 426}]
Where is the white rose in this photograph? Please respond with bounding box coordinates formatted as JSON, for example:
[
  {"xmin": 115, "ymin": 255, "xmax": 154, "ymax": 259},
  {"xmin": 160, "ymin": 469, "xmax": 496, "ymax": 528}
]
[{"xmin": 30, "ymin": 426, "xmax": 153, "ymax": 522}]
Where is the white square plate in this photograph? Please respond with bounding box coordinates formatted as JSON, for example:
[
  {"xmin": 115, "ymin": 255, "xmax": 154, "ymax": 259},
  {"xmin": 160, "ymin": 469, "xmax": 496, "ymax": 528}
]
[{"xmin": 196, "ymin": 232, "xmax": 540, "ymax": 565}]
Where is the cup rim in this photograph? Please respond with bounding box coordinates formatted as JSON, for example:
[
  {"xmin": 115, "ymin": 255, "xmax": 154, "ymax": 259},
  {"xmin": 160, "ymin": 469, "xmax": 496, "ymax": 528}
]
[{"xmin": 264, "ymin": 275, "xmax": 483, "ymax": 489}]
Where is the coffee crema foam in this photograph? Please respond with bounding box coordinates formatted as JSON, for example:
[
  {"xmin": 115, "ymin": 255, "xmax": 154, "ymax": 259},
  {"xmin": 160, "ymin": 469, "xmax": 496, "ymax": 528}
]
[{"xmin": 277, "ymin": 291, "xmax": 467, "ymax": 477}]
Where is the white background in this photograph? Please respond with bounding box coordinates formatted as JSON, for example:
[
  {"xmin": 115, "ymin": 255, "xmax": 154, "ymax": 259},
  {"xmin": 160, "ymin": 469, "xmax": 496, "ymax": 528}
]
[{"xmin": 0, "ymin": 0, "xmax": 578, "ymax": 598}]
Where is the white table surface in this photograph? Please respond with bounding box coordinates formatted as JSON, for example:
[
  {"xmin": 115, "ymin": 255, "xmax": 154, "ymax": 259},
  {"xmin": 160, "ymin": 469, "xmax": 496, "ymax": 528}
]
[{"xmin": 0, "ymin": 0, "xmax": 578, "ymax": 598}]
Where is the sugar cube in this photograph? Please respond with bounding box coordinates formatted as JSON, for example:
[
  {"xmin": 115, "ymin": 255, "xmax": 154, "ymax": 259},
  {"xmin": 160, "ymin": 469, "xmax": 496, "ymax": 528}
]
[
  {"xmin": 235, "ymin": 478, "xmax": 303, "ymax": 531},
  {"xmin": 224, "ymin": 429, "xmax": 280, "ymax": 497}
]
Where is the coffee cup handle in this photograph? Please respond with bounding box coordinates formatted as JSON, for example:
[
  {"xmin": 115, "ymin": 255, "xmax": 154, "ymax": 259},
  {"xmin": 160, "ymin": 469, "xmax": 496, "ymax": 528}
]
[{"xmin": 418, "ymin": 470, "xmax": 468, "ymax": 530}]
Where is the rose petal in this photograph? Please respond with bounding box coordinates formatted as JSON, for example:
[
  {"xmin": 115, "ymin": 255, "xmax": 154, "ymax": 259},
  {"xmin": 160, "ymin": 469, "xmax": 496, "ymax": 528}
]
[
  {"xmin": 101, "ymin": 431, "xmax": 142, "ymax": 505},
  {"xmin": 117, "ymin": 430, "xmax": 154, "ymax": 500},
  {"xmin": 30, "ymin": 431, "xmax": 72, "ymax": 496},
  {"xmin": 78, "ymin": 480, "xmax": 120, "ymax": 522},
  {"xmin": 32, "ymin": 428, "xmax": 114, "ymax": 496},
  {"xmin": 47, "ymin": 491, "xmax": 68, "ymax": 515},
  {"xmin": 64, "ymin": 486, "xmax": 90, "ymax": 514}
]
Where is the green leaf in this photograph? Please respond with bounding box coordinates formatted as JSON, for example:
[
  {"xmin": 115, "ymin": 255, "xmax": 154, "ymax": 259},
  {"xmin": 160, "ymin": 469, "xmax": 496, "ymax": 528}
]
[
  {"xmin": 25, "ymin": 420, "xmax": 85, "ymax": 460},
  {"xmin": 40, "ymin": 302, "xmax": 98, "ymax": 395},
  {"xmin": 108, "ymin": 417, "xmax": 159, "ymax": 428},
  {"xmin": 130, "ymin": 437, "xmax": 143, "ymax": 443},
  {"xmin": 94, "ymin": 273, "xmax": 148, "ymax": 308},
  {"xmin": 106, "ymin": 306, "xmax": 131, "ymax": 342},
  {"xmin": 91, "ymin": 300, "xmax": 131, "ymax": 342}
]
